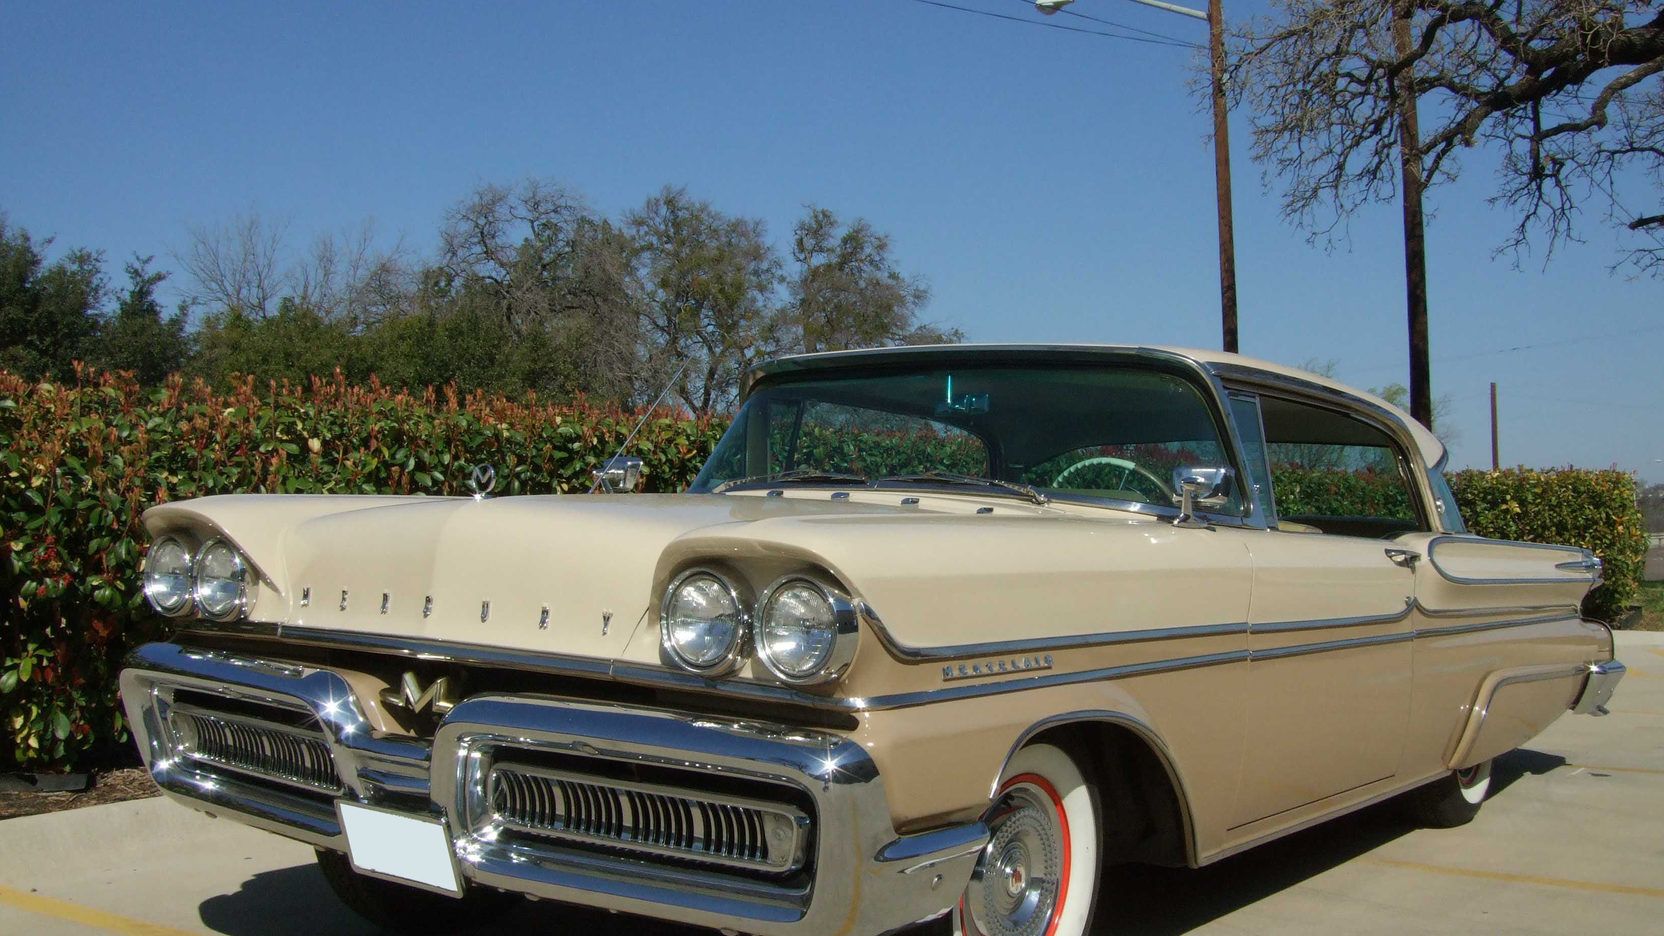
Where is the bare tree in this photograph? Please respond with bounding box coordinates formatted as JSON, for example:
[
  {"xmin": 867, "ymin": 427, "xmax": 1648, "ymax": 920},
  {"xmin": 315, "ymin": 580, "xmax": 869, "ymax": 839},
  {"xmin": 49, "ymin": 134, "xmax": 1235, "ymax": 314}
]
[
  {"xmin": 177, "ymin": 213, "xmax": 290, "ymax": 317},
  {"xmin": 294, "ymin": 221, "xmax": 413, "ymax": 326},
  {"xmin": 1230, "ymin": 1, "xmax": 1664, "ymax": 273},
  {"xmin": 437, "ymin": 179, "xmax": 589, "ymax": 334}
]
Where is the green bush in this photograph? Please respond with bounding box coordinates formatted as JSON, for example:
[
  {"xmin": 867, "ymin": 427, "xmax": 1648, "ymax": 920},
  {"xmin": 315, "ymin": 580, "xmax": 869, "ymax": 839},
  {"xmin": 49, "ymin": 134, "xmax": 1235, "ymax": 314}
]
[
  {"xmin": 0, "ymin": 367, "xmax": 726, "ymax": 770},
  {"xmin": 1450, "ymin": 468, "xmax": 1647, "ymax": 623},
  {"xmin": 1271, "ymin": 466, "xmax": 1414, "ymax": 519}
]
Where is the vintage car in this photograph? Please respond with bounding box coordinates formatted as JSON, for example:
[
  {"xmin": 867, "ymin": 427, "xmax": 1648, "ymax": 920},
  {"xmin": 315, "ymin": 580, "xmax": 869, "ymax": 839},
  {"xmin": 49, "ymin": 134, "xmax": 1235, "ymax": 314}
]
[{"xmin": 121, "ymin": 345, "xmax": 1625, "ymax": 936}]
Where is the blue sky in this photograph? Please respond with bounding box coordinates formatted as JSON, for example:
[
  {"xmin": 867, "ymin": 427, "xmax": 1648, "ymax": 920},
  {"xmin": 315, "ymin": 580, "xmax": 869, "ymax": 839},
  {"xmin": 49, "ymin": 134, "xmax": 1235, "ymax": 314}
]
[{"xmin": 3, "ymin": 1, "xmax": 1660, "ymax": 482}]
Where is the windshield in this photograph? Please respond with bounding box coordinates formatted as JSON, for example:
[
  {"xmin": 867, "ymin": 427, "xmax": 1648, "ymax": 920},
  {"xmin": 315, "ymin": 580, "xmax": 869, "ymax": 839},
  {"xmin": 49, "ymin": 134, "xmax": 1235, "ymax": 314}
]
[{"xmin": 691, "ymin": 362, "xmax": 1244, "ymax": 515}]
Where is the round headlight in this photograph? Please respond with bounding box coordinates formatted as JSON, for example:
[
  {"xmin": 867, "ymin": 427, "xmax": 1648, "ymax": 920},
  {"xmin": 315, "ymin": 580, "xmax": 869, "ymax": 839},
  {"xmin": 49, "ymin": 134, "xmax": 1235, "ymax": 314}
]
[
  {"xmin": 661, "ymin": 571, "xmax": 747, "ymax": 674},
  {"xmin": 757, "ymin": 579, "xmax": 854, "ymax": 684},
  {"xmin": 143, "ymin": 536, "xmax": 195, "ymax": 616},
  {"xmin": 192, "ymin": 539, "xmax": 249, "ymax": 621}
]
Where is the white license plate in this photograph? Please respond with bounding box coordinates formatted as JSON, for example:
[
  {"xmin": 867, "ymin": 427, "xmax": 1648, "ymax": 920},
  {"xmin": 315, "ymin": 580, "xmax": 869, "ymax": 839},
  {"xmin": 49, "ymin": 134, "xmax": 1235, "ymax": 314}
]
[{"xmin": 337, "ymin": 801, "xmax": 462, "ymax": 896}]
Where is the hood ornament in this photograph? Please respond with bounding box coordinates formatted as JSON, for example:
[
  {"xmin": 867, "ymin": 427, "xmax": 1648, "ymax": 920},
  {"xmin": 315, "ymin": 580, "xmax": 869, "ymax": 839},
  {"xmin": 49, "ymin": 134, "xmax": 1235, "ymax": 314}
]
[{"xmin": 468, "ymin": 463, "xmax": 497, "ymax": 500}]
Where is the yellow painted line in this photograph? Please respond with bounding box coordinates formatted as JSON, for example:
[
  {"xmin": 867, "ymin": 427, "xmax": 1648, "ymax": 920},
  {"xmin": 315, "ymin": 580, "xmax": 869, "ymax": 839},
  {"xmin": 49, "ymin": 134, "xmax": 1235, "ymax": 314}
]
[
  {"xmin": 1566, "ymin": 763, "xmax": 1664, "ymax": 776},
  {"xmin": 0, "ymin": 884, "xmax": 198, "ymax": 936},
  {"xmin": 1361, "ymin": 857, "xmax": 1664, "ymax": 899}
]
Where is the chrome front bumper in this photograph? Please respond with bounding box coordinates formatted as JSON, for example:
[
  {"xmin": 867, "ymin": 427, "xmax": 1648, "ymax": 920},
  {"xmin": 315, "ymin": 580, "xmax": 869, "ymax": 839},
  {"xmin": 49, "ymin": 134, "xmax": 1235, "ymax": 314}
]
[
  {"xmin": 120, "ymin": 642, "xmax": 987, "ymax": 935},
  {"xmin": 1571, "ymin": 659, "xmax": 1626, "ymax": 716}
]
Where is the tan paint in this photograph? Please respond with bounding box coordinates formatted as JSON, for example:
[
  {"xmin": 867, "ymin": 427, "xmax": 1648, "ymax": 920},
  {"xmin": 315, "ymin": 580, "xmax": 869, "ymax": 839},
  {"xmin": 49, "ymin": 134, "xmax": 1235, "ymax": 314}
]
[{"xmin": 138, "ymin": 346, "xmax": 1614, "ymax": 872}]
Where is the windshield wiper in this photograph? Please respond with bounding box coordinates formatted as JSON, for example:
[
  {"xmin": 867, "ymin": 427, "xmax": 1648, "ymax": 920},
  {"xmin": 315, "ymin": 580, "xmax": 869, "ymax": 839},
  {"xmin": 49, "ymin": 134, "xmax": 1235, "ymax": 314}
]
[
  {"xmin": 877, "ymin": 471, "xmax": 1050, "ymax": 506},
  {"xmin": 711, "ymin": 469, "xmax": 870, "ymax": 494}
]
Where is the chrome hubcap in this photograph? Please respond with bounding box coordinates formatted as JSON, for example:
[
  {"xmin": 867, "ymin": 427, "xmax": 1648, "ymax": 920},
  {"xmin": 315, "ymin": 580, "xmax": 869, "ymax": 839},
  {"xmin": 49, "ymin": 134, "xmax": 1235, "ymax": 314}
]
[{"xmin": 968, "ymin": 784, "xmax": 1062, "ymax": 936}]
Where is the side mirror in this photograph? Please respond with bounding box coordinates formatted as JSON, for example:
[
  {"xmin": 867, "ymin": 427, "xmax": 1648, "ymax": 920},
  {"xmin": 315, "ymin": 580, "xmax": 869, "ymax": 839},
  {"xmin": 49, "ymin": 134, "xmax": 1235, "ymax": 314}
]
[
  {"xmin": 1171, "ymin": 466, "xmax": 1232, "ymax": 528},
  {"xmin": 593, "ymin": 456, "xmax": 643, "ymax": 493}
]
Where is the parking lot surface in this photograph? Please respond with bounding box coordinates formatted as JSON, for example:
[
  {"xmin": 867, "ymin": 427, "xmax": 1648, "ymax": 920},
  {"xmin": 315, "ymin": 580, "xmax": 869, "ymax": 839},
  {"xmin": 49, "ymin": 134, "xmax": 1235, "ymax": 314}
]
[{"xmin": 3, "ymin": 631, "xmax": 1660, "ymax": 936}]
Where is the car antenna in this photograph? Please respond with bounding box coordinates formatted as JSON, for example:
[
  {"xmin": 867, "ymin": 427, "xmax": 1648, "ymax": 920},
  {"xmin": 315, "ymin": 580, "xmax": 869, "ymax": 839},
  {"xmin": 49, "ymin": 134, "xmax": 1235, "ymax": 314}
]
[{"xmin": 589, "ymin": 358, "xmax": 692, "ymax": 493}]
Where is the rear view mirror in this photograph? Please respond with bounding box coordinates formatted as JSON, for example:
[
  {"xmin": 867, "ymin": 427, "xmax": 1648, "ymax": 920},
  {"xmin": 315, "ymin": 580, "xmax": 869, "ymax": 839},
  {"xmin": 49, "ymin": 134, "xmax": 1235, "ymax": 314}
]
[
  {"xmin": 593, "ymin": 456, "xmax": 644, "ymax": 493},
  {"xmin": 1171, "ymin": 466, "xmax": 1233, "ymax": 527}
]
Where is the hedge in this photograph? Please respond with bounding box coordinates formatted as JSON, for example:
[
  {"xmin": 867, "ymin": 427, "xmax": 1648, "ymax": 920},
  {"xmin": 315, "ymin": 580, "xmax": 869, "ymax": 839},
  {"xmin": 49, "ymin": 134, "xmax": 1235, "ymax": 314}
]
[
  {"xmin": 0, "ymin": 368, "xmax": 723, "ymax": 770},
  {"xmin": 1449, "ymin": 468, "xmax": 1646, "ymax": 623},
  {"xmin": 0, "ymin": 368, "xmax": 1647, "ymax": 772}
]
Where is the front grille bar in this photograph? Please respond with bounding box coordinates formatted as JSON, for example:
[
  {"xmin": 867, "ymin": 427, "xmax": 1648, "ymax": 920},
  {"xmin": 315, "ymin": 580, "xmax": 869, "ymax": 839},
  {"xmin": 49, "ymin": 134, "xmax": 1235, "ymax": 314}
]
[
  {"xmin": 489, "ymin": 762, "xmax": 809, "ymax": 874},
  {"xmin": 168, "ymin": 701, "xmax": 341, "ymax": 794}
]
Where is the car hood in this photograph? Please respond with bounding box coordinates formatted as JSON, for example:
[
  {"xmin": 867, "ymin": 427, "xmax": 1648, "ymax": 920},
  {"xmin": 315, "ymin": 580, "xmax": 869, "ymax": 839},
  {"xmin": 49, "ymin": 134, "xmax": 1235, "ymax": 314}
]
[{"xmin": 146, "ymin": 493, "xmax": 922, "ymax": 662}]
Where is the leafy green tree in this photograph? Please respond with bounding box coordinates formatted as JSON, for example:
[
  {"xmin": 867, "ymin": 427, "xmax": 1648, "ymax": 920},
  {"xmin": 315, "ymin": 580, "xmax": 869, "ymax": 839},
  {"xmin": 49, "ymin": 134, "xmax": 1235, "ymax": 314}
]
[
  {"xmin": 787, "ymin": 206, "xmax": 957, "ymax": 353},
  {"xmin": 629, "ymin": 187, "xmax": 782, "ymax": 415},
  {"xmin": 90, "ymin": 256, "xmax": 191, "ymax": 385},
  {"xmin": 0, "ymin": 216, "xmax": 104, "ymax": 380},
  {"xmin": 190, "ymin": 299, "xmax": 367, "ymax": 385}
]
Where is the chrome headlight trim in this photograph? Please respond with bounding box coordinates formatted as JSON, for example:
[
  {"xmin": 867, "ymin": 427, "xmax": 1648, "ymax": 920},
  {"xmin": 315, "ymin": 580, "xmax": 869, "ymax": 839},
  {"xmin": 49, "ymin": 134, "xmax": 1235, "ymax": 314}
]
[
  {"xmin": 659, "ymin": 568, "xmax": 750, "ymax": 677},
  {"xmin": 143, "ymin": 534, "xmax": 197, "ymax": 617},
  {"xmin": 191, "ymin": 537, "xmax": 250, "ymax": 622},
  {"xmin": 755, "ymin": 576, "xmax": 860, "ymax": 686}
]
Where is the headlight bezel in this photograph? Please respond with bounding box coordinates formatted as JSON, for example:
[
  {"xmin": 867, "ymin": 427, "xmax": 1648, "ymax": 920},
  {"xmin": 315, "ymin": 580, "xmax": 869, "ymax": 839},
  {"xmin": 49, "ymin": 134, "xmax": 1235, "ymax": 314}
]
[
  {"xmin": 659, "ymin": 568, "xmax": 751, "ymax": 677},
  {"xmin": 142, "ymin": 534, "xmax": 197, "ymax": 617},
  {"xmin": 754, "ymin": 575, "xmax": 860, "ymax": 686},
  {"xmin": 191, "ymin": 537, "xmax": 250, "ymax": 622}
]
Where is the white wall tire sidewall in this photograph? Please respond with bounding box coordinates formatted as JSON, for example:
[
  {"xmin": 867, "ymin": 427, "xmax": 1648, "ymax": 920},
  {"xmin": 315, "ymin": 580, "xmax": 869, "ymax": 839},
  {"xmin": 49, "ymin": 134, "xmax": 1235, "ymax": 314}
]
[
  {"xmin": 1457, "ymin": 760, "xmax": 1492, "ymax": 806},
  {"xmin": 955, "ymin": 742, "xmax": 1099, "ymax": 936}
]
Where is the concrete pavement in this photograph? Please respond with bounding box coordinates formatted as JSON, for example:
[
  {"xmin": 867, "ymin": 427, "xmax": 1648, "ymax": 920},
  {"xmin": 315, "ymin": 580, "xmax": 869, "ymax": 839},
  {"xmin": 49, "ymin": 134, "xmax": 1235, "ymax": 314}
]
[{"xmin": 3, "ymin": 631, "xmax": 1661, "ymax": 936}]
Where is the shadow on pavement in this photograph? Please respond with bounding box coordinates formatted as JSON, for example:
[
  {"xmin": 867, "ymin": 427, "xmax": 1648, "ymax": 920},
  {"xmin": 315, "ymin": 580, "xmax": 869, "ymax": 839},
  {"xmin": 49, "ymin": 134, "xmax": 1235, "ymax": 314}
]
[{"xmin": 199, "ymin": 749, "xmax": 1562, "ymax": 936}]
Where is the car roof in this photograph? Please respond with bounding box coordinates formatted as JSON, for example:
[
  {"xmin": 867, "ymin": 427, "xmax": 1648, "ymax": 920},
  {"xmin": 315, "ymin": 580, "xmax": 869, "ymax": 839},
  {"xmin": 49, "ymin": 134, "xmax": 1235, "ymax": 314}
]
[{"xmin": 748, "ymin": 343, "xmax": 1447, "ymax": 468}]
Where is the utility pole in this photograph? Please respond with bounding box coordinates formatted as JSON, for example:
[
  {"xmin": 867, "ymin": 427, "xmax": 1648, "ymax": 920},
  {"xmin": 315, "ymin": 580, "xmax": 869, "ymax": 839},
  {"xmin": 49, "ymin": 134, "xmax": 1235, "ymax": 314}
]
[
  {"xmin": 1037, "ymin": 0, "xmax": 1238, "ymax": 352},
  {"xmin": 1207, "ymin": 0, "xmax": 1238, "ymax": 353},
  {"xmin": 1392, "ymin": 1, "xmax": 1433, "ymax": 430},
  {"xmin": 1497, "ymin": 376, "xmax": 1510, "ymax": 466}
]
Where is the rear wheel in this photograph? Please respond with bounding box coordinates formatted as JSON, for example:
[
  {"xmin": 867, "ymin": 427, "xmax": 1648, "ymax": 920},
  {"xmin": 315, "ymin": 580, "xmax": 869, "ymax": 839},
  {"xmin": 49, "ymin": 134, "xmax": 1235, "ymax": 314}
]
[
  {"xmin": 1403, "ymin": 758, "xmax": 1493, "ymax": 828},
  {"xmin": 315, "ymin": 848, "xmax": 516, "ymax": 934},
  {"xmin": 953, "ymin": 743, "xmax": 1102, "ymax": 936}
]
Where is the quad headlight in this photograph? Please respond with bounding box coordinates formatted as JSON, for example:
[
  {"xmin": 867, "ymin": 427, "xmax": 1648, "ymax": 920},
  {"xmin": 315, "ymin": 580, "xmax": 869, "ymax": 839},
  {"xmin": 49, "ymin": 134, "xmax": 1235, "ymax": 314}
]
[
  {"xmin": 142, "ymin": 535, "xmax": 196, "ymax": 616},
  {"xmin": 756, "ymin": 578, "xmax": 858, "ymax": 685},
  {"xmin": 660, "ymin": 570, "xmax": 749, "ymax": 675},
  {"xmin": 191, "ymin": 538, "xmax": 249, "ymax": 621}
]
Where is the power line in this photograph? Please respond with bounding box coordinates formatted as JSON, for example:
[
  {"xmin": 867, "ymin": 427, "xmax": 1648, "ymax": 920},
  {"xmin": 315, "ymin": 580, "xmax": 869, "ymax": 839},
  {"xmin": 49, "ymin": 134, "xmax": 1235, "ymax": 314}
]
[
  {"xmin": 1349, "ymin": 323, "xmax": 1664, "ymax": 375},
  {"xmin": 1007, "ymin": 0, "xmax": 1202, "ymax": 46},
  {"xmin": 904, "ymin": 0, "xmax": 1203, "ymax": 49}
]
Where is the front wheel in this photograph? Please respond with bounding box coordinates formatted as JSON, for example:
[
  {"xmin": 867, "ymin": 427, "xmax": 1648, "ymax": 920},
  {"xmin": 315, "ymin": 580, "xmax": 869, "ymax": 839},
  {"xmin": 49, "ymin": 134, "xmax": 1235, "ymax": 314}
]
[
  {"xmin": 953, "ymin": 743, "xmax": 1102, "ymax": 936},
  {"xmin": 315, "ymin": 848, "xmax": 516, "ymax": 934},
  {"xmin": 1403, "ymin": 758, "xmax": 1493, "ymax": 828}
]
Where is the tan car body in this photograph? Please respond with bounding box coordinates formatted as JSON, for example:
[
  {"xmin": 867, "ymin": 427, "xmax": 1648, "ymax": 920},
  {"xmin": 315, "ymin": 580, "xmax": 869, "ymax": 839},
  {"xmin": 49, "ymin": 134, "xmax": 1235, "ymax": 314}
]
[{"xmin": 121, "ymin": 345, "xmax": 1622, "ymax": 933}]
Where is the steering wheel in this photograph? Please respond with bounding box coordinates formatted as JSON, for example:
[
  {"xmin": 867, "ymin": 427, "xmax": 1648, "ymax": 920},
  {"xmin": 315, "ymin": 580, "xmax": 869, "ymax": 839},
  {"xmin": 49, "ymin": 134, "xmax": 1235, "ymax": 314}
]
[{"xmin": 1049, "ymin": 456, "xmax": 1175, "ymax": 502}]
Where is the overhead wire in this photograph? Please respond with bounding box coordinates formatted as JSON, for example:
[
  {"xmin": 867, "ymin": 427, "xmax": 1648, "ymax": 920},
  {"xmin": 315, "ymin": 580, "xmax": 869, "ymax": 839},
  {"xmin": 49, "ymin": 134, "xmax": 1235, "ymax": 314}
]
[
  {"xmin": 903, "ymin": 0, "xmax": 1204, "ymax": 50},
  {"xmin": 1005, "ymin": 0, "xmax": 1203, "ymax": 46}
]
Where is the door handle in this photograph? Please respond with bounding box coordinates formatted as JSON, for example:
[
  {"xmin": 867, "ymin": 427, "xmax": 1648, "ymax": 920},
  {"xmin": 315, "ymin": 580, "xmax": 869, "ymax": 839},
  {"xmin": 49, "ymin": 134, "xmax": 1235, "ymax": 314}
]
[{"xmin": 1384, "ymin": 548, "xmax": 1420, "ymax": 569}]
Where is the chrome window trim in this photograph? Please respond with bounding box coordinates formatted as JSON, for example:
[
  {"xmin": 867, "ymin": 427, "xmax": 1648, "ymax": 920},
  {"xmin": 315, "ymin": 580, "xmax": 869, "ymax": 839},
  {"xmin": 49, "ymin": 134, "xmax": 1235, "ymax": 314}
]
[
  {"xmin": 735, "ymin": 345, "xmax": 1268, "ymax": 531},
  {"xmin": 1209, "ymin": 362, "xmax": 1441, "ymax": 533},
  {"xmin": 754, "ymin": 576, "xmax": 860, "ymax": 686},
  {"xmin": 659, "ymin": 568, "xmax": 752, "ymax": 677},
  {"xmin": 1424, "ymin": 535, "xmax": 1599, "ymax": 586}
]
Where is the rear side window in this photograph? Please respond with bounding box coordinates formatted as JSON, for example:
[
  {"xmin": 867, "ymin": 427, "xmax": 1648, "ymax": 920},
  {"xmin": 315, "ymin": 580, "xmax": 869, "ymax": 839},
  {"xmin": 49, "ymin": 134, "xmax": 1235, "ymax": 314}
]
[{"xmin": 1259, "ymin": 396, "xmax": 1426, "ymax": 538}]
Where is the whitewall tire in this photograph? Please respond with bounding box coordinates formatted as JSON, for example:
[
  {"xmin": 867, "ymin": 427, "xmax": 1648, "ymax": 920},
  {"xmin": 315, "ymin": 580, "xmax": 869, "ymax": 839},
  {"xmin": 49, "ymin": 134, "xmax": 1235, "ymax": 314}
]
[{"xmin": 953, "ymin": 743, "xmax": 1101, "ymax": 936}]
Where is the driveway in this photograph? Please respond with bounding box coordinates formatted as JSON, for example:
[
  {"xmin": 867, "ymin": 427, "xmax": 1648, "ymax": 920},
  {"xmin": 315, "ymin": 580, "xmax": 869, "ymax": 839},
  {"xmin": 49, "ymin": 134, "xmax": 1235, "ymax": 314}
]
[{"xmin": 3, "ymin": 632, "xmax": 1661, "ymax": 936}]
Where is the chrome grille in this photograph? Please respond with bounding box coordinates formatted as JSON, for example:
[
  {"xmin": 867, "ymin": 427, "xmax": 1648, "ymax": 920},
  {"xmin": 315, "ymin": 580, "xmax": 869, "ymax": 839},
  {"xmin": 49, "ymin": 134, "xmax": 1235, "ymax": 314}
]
[
  {"xmin": 168, "ymin": 702, "xmax": 340, "ymax": 794},
  {"xmin": 489, "ymin": 763, "xmax": 809, "ymax": 873}
]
